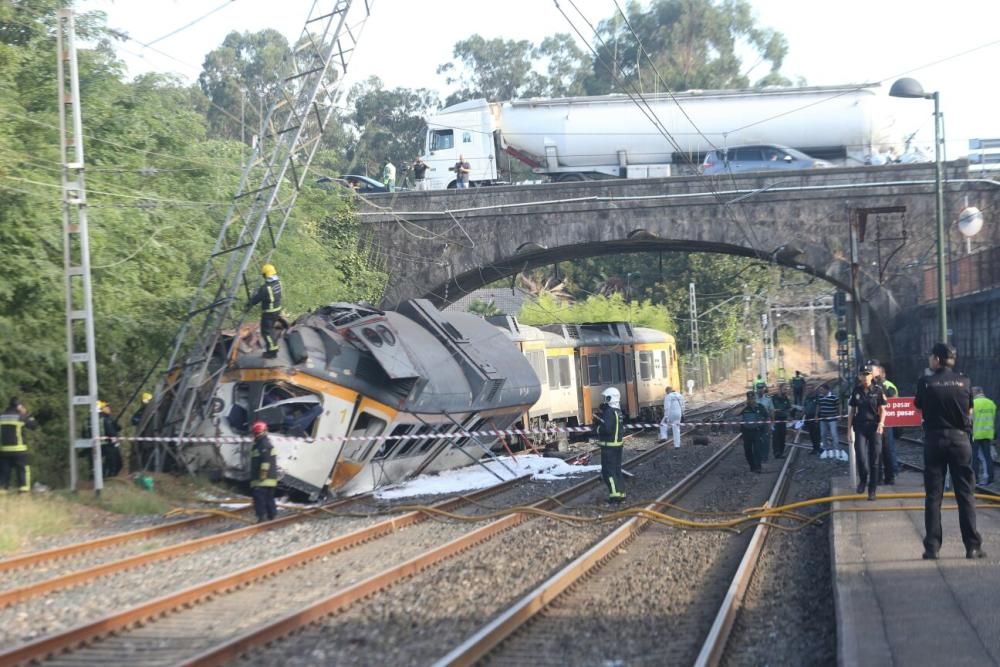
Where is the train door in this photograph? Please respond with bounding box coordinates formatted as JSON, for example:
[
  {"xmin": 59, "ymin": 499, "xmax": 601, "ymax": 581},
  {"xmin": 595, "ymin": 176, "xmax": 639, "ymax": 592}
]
[
  {"xmin": 331, "ymin": 397, "xmax": 397, "ymax": 491},
  {"xmin": 622, "ymin": 344, "xmax": 638, "ymax": 419}
]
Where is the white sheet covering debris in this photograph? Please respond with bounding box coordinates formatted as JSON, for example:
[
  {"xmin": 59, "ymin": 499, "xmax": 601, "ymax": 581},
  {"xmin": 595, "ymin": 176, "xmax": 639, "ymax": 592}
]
[{"xmin": 374, "ymin": 454, "xmax": 601, "ymax": 500}]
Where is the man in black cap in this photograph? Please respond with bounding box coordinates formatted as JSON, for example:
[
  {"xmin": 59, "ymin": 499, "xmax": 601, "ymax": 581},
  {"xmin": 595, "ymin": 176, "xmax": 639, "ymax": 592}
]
[
  {"xmin": 915, "ymin": 342, "xmax": 984, "ymax": 559},
  {"xmin": 847, "ymin": 364, "xmax": 887, "ymax": 500}
]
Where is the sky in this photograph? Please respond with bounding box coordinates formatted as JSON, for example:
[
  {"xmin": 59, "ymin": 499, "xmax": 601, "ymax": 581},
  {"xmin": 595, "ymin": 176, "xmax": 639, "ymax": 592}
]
[{"xmin": 79, "ymin": 0, "xmax": 1000, "ymax": 157}]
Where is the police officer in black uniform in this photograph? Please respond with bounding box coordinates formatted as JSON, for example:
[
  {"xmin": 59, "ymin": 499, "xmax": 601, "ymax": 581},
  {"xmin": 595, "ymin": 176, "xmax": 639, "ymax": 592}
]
[
  {"xmin": 847, "ymin": 364, "xmax": 887, "ymax": 501},
  {"xmin": 915, "ymin": 342, "xmax": 985, "ymax": 559}
]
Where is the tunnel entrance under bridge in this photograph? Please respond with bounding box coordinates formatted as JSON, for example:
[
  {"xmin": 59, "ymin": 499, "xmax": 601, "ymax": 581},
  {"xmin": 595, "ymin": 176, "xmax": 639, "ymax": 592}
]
[{"xmin": 356, "ymin": 162, "xmax": 1000, "ymax": 365}]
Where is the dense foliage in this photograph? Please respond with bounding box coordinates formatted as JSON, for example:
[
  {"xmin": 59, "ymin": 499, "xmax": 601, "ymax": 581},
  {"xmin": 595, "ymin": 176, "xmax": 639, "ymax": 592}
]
[
  {"xmin": 0, "ymin": 3, "xmax": 383, "ymax": 485},
  {"xmin": 0, "ymin": 0, "xmax": 816, "ymax": 487}
]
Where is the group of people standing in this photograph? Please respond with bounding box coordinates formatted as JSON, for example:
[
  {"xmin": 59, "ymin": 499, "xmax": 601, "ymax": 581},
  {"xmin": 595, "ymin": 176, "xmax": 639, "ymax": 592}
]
[
  {"xmin": 380, "ymin": 155, "xmax": 471, "ymax": 191},
  {"xmin": 739, "ymin": 382, "xmax": 794, "ymax": 473}
]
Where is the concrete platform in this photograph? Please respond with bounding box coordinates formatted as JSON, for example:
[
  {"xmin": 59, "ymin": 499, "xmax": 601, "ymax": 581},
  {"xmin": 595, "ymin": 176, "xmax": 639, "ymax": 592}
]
[{"xmin": 831, "ymin": 470, "xmax": 1000, "ymax": 666}]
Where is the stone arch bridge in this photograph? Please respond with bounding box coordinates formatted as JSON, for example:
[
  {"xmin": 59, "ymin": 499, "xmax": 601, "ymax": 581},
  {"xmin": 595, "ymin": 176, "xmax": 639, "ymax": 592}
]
[{"xmin": 357, "ymin": 163, "xmax": 1000, "ymax": 361}]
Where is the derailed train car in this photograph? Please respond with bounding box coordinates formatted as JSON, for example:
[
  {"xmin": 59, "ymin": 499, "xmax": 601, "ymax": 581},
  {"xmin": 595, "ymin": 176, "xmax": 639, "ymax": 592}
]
[
  {"xmin": 491, "ymin": 317, "xmax": 680, "ymax": 440},
  {"xmin": 153, "ymin": 300, "xmax": 541, "ymax": 499}
]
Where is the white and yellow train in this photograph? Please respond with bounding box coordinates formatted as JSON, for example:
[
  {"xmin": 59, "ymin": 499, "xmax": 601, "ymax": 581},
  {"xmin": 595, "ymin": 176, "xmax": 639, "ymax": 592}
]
[{"xmin": 142, "ymin": 301, "xmax": 679, "ymax": 498}]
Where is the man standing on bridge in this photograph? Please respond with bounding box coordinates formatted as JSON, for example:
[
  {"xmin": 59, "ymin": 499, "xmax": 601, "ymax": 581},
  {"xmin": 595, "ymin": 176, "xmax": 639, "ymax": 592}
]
[
  {"xmin": 916, "ymin": 343, "xmax": 984, "ymax": 559},
  {"xmin": 452, "ymin": 154, "xmax": 471, "ymax": 189}
]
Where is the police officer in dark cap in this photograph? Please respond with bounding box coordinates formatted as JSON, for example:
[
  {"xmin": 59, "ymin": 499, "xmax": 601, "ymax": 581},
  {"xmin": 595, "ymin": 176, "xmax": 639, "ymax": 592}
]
[
  {"xmin": 847, "ymin": 364, "xmax": 887, "ymax": 500},
  {"xmin": 915, "ymin": 342, "xmax": 985, "ymax": 559}
]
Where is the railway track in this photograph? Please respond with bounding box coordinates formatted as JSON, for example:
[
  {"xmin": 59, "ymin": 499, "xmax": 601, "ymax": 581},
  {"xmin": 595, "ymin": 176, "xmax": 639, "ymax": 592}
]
[
  {"xmin": 430, "ymin": 436, "xmax": 797, "ymax": 666},
  {"xmin": 0, "ymin": 494, "xmax": 375, "ymax": 608},
  {"xmin": 1, "ymin": 433, "xmax": 705, "ymax": 666}
]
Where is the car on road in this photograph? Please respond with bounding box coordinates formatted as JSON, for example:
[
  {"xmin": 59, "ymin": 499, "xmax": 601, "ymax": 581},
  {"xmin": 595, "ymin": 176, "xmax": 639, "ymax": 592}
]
[
  {"xmin": 316, "ymin": 174, "xmax": 389, "ymax": 194},
  {"xmin": 701, "ymin": 144, "xmax": 831, "ymax": 175}
]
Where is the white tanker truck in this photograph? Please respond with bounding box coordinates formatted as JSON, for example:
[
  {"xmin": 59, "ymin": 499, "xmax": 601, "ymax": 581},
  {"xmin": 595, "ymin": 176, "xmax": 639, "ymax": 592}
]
[{"xmin": 419, "ymin": 83, "xmax": 914, "ymax": 189}]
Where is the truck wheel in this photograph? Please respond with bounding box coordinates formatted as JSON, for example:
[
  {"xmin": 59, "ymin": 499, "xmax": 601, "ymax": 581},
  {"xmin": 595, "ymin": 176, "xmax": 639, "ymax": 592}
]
[{"xmin": 555, "ymin": 173, "xmax": 586, "ymax": 183}]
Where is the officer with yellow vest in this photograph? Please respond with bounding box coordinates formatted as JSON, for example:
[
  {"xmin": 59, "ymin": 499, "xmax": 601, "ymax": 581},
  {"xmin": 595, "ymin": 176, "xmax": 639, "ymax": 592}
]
[
  {"xmin": 0, "ymin": 397, "xmax": 38, "ymax": 493},
  {"xmin": 595, "ymin": 387, "xmax": 626, "ymax": 504},
  {"xmin": 249, "ymin": 421, "xmax": 278, "ymax": 522},
  {"xmin": 247, "ymin": 263, "xmax": 282, "ymax": 359},
  {"xmin": 972, "ymin": 387, "xmax": 996, "ymax": 485}
]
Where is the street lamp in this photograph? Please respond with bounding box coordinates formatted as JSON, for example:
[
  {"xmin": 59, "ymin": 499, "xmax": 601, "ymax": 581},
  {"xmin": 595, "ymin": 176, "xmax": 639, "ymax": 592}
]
[{"xmin": 890, "ymin": 77, "xmax": 947, "ymax": 341}]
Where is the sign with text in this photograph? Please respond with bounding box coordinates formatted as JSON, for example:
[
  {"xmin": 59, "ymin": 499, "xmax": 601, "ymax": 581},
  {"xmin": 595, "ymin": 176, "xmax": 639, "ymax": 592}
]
[{"xmin": 885, "ymin": 397, "xmax": 922, "ymax": 427}]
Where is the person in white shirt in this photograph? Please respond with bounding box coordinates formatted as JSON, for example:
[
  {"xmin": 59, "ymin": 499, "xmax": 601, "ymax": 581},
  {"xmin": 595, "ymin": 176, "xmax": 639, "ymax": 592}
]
[{"xmin": 661, "ymin": 387, "xmax": 685, "ymax": 449}]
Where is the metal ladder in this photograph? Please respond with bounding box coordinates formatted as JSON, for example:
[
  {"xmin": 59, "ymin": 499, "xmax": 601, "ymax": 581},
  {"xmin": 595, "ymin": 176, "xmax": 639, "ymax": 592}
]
[
  {"xmin": 148, "ymin": 1, "xmax": 373, "ymax": 464},
  {"xmin": 58, "ymin": 9, "xmax": 103, "ymax": 492}
]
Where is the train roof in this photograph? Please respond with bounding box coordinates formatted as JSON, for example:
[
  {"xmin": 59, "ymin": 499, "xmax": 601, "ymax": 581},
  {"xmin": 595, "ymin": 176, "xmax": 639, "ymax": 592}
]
[
  {"xmin": 632, "ymin": 327, "xmax": 675, "ymax": 344},
  {"xmin": 232, "ymin": 300, "xmax": 539, "ymax": 414}
]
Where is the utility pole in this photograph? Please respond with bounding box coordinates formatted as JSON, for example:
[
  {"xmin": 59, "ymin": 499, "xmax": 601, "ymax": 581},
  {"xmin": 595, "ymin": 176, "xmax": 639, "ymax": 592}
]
[
  {"xmin": 688, "ymin": 282, "xmax": 701, "ymax": 393},
  {"xmin": 58, "ymin": 9, "xmax": 102, "ymax": 494}
]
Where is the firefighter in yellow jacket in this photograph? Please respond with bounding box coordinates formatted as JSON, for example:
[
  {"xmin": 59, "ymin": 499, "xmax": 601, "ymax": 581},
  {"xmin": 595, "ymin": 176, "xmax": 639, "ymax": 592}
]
[
  {"xmin": 249, "ymin": 421, "xmax": 278, "ymax": 522},
  {"xmin": 596, "ymin": 387, "xmax": 626, "ymax": 504},
  {"xmin": 0, "ymin": 397, "xmax": 38, "ymax": 493},
  {"xmin": 247, "ymin": 263, "xmax": 282, "ymax": 359}
]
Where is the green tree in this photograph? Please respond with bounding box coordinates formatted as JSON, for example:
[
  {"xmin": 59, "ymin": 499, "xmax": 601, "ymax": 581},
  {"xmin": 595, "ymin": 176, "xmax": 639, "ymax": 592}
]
[
  {"xmin": 520, "ymin": 293, "xmax": 673, "ymax": 334},
  {"xmin": 588, "ymin": 0, "xmax": 789, "ymax": 94},
  {"xmin": 344, "ymin": 76, "xmax": 439, "ymax": 177},
  {"xmin": 197, "ymin": 29, "xmax": 291, "ymax": 142},
  {"xmin": 437, "ymin": 35, "xmax": 546, "ymax": 105},
  {"xmin": 467, "ymin": 299, "xmax": 502, "ymax": 317}
]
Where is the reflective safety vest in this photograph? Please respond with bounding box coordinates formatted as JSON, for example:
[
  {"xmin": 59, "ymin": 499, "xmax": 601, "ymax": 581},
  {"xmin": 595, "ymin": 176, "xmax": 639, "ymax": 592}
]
[
  {"xmin": 973, "ymin": 396, "xmax": 997, "ymax": 441},
  {"xmin": 882, "ymin": 379, "xmax": 898, "ymax": 398},
  {"xmin": 250, "ymin": 434, "xmax": 278, "ymax": 487},
  {"xmin": 0, "ymin": 412, "xmax": 30, "ymax": 453},
  {"xmin": 597, "ymin": 405, "xmax": 623, "ymax": 446},
  {"xmin": 250, "ymin": 277, "xmax": 283, "ymax": 314}
]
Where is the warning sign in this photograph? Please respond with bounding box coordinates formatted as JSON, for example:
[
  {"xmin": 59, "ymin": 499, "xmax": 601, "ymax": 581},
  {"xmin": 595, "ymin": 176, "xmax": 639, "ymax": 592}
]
[{"xmin": 885, "ymin": 397, "xmax": 922, "ymax": 427}]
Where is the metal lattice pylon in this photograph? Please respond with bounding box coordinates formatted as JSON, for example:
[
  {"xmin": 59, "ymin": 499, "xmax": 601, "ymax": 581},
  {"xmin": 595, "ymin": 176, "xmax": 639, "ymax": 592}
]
[
  {"xmin": 148, "ymin": 0, "xmax": 372, "ymax": 461},
  {"xmin": 58, "ymin": 9, "xmax": 104, "ymax": 492}
]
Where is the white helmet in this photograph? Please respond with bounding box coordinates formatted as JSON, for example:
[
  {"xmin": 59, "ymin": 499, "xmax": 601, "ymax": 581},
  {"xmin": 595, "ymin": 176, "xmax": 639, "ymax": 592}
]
[{"xmin": 601, "ymin": 387, "xmax": 621, "ymax": 409}]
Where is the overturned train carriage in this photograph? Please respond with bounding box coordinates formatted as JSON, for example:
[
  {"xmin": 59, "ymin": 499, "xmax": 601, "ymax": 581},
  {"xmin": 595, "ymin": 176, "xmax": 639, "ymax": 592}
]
[{"xmin": 163, "ymin": 300, "xmax": 541, "ymax": 499}]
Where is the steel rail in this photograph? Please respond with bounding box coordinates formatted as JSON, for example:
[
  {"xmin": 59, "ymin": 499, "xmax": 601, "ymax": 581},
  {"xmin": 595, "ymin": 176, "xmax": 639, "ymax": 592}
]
[
  {"xmin": 0, "ymin": 494, "xmax": 363, "ymax": 608},
  {"xmin": 0, "ymin": 510, "xmax": 236, "ymax": 573},
  {"xmin": 432, "ymin": 434, "xmax": 741, "ymax": 667},
  {"xmin": 694, "ymin": 444, "xmax": 798, "ymax": 666},
  {"xmin": 159, "ymin": 441, "xmax": 680, "ymax": 667},
  {"xmin": 0, "ymin": 462, "xmax": 575, "ymax": 666}
]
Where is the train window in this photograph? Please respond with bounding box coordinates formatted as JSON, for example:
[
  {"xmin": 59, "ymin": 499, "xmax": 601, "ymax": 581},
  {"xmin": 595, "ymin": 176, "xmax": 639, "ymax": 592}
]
[
  {"xmin": 375, "ymin": 325, "xmax": 396, "ymax": 346},
  {"xmin": 361, "ymin": 327, "xmax": 383, "ymax": 347},
  {"xmin": 639, "ymin": 352, "xmax": 652, "ymax": 380},
  {"xmin": 452, "ymin": 418, "xmax": 488, "ymax": 448},
  {"xmin": 587, "ymin": 355, "xmax": 601, "ymax": 385},
  {"xmin": 600, "ymin": 354, "xmax": 613, "ymax": 384},
  {"xmin": 660, "ymin": 351, "xmax": 668, "ymax": 377},
  {"xmin": 395, "ymin": 424, "xmax": 435, "ymax": 457},
  {"xmin": 342, "ymin": 411, "xmax": 387, "ymax": 460},
  {"xmin": 373, "ymin": 424, "xmax": 414, "ymax": 460},
  {"xmin": 558, "ymin": 356, "xmax": 571, "ymax": 388},
  {"xmin": 430, "ymin": 129, "xmax": 454, "ymax": 151},
  {"xmin": 546, "ymin": 358, "xmax": 559, "ymax": 390},
  {"xmin": 526, "ymin": 350, "xmax": 546, "ymax": 384},
  {"xmin": 624, "ymin": 354, "xmax": 634, "ymax": 382}
]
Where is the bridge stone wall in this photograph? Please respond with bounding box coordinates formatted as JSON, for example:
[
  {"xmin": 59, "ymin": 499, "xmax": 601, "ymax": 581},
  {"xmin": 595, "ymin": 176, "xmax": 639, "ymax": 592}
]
[{"xmin": 357, "ymin": 162, "xmax": 1000, "ymax": 367}]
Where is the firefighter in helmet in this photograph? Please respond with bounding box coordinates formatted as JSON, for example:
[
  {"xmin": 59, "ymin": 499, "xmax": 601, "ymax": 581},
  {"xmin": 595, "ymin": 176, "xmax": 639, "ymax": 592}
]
[
  {"xmin": 596, "ymin": 387, "xmax": 626, "ymax": 503},
  {"xmin": 249, "ymin": 421, "xmax": 278, "ymax": 522},
  {"xmin": 248, "ymin": 263, "xmax": 282, "ymax": 358}
]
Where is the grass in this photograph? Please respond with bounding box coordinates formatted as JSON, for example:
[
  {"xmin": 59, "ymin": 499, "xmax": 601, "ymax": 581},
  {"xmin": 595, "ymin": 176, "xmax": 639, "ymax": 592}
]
[
  {"xmin": 0, "ymin": 474, "xmax": 235, "ymax": 555},
  {"xmin": 0, "ymin": 494, "xmax": 77, "ymax": 555}
]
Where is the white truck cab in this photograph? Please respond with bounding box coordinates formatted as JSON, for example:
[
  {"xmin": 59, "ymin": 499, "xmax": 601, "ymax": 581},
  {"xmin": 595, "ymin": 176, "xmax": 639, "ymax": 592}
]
[{"xmin": 422, "ymin": 99, "xmax": 499, "ymax": 189}]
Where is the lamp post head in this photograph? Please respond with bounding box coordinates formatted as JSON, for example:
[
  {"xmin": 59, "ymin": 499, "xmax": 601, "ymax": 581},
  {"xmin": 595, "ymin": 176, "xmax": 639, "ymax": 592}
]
[{"xmin": 889, "ymin": 77, "xmax": 933, "ymax": 100}]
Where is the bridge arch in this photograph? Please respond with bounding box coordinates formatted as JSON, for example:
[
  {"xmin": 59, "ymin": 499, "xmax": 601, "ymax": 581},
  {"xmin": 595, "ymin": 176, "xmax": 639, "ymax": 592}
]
[{"xmin": 359, "ymin": 163, "xmax": 1000, "ymax": 363}]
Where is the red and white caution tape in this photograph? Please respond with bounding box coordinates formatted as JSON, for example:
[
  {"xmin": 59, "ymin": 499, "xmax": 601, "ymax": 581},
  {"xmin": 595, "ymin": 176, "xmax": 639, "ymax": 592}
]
[{"xmin": 94, "ymin": 415, "xmax": 847, "ymax": 445}]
